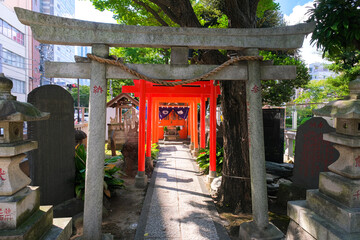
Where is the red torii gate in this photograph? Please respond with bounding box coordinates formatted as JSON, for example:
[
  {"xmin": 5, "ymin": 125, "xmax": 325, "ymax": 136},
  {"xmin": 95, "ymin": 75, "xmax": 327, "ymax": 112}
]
[{"xmin": 122, "ymin": 79, "xmax": 220, "ymax": 179}]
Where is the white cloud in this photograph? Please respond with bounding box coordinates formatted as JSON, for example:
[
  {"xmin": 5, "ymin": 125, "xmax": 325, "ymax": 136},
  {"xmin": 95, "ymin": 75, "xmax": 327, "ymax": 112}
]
[
  {"xmin": 75, "ymin": 0, "xmax": 117, "ymax": 24},
  {"xmin": 284, "ymin": 1, "xmax": 313, "ymax": 25},
  {"xmin": 284, "ymin": 1, "xmax": 330, "ymax": 66}
]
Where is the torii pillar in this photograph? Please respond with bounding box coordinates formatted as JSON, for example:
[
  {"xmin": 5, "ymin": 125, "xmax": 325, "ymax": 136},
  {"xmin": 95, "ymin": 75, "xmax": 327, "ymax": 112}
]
[
  {"xmin": 146, "ymin": 97, "xmax": 152, "ymax": 163},
  {"xmin": 136, "ymin": 79, "xmax": 147, "ymax": 188},
  {"xmin": 208, "ymin": 80, "xmax": 217, "ymax": 181},
  {"xmin": 83, "ymin": 44, "xmax": 108, "ymax": 239},
  {"xmin": 200, "ymin": 96, "xmax": 206, "ymax": 149},
  {"xmin": 239, "ymin": 48, "xmax": 283, "ymax": 239}
]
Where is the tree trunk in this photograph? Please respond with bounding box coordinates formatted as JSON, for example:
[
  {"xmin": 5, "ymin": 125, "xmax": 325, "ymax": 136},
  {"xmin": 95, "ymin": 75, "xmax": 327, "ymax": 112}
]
[{"xmin": 217, "ymin": 80, "xmax": 252, "ymax": 213}]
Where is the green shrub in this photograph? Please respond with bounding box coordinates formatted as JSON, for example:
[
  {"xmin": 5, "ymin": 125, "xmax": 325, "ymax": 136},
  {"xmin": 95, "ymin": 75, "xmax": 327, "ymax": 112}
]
[
  {"xmin": 74, "ymin": 144, "xmax": 125, "ymax": 200},
  {"xmin": 151, "ymin": 143, "xmax": 160, "ymax": 160},
  {"xmin": 196, "ymin": 143, "xmax": 223, "ymax": 175}
]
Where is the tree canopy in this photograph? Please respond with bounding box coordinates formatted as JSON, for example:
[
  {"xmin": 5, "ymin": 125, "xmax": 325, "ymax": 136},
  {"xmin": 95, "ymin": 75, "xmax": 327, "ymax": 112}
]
[{"xmin": 308, "ymin": 0, "xmax": 360, "ymax": 57}]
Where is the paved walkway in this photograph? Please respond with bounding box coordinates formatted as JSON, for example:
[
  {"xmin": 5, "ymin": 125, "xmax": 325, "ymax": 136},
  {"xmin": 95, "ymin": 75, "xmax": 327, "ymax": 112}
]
[{"xmin": 135, "ymin": 144, "xmax": 230, "ymax": 240}]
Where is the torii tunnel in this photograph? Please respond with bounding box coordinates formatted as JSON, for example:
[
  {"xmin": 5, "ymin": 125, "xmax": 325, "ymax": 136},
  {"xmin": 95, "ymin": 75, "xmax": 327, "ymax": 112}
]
[{"xmin": 122, "ymin": 79, "xmax": 220, "ymax": 176}]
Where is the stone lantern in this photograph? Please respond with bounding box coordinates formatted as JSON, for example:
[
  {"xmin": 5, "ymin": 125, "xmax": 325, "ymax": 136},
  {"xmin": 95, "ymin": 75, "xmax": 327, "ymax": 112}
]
[
  {"xmin": 286, "ymin": 76, "xmax": 360, "ymax": 239},
  {"xmin": 0, "ymin": 73, "xmax": 71, "ymax": 239},
  {"xmin": 313, "ymin": 76, "xmax": 360, "ymax": 178}
]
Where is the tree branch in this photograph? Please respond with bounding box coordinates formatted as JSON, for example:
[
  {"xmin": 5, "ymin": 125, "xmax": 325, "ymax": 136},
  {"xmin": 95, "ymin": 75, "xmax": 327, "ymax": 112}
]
[
  {"xmin": 149, "ymin": 0, "xmax": 201, "ymax": 27},
  {"xmin": 133, "ymin": 0, "xmax": 169, "ymax": 26}
]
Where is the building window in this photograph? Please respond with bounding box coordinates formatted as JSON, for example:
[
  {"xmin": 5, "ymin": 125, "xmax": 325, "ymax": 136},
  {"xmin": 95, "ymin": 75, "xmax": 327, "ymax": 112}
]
[
  {"xmin": 2, "ymin": 49, "xmax": 26, "ymax": 69},
  {"xmin": 0, "ymin": 19, "xmax": 24, "ymax": 45},
  {"xmin": 9, "ymin": 78, "xmax": 25, "ymax": 94}
]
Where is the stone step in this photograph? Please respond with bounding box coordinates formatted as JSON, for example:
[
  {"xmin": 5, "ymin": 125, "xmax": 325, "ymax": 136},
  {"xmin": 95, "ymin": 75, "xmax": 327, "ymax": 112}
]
[
  {"xmin": 162, "ymin": 141, "xmax": 184, "ymax": 145},
  {"xmin": 319, "ymin": 172, "xmax": 360, "ymax": 208},
  {"xmin": 0, "ymin": 205, "xmax": 53, "ymax": 240},
  {"xmin": 288, "ymin": 200, "xmax": 360, "ymax": 240},
  {"xmin": 41, "ymin": 217, "xmax": 72, "ymax": 240},
  {"xmin": 307, "ymin": 189, "xmax": 360, "ymax": 233}
]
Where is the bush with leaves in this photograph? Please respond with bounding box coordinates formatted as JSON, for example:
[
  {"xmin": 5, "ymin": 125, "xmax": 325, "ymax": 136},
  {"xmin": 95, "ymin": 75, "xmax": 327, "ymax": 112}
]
[
  {"xmin": 151, "ymin": 143, "xmax": 160, "ymax": 160},
  {"xmin": 196, "ymin": 143, "xmax": 223, "ymax": 175},
  {"xmin": 75, "ymin": 144, "xmax": 125, "ymax": 200}
]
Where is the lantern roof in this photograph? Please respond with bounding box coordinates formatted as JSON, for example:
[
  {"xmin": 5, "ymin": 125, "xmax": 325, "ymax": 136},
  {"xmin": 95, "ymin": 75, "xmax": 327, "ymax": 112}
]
[
  {"xmin": 0, "ymin": 73, "xmax": 50, "ymax": 122},
  {"xmin": 313, "ymin": 76, "xmax": 360, "ymax": 119}
]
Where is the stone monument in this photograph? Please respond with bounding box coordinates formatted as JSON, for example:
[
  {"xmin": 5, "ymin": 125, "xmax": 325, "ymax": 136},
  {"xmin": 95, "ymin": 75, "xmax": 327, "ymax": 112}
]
[
  {"xmin": 27, "ymin": 85, "xmax": 76, "ymax": 208},
  {"xmin": 0, "ymin": 73, "xmax": 72, "ymax": 239},
  {"xmin": 287, "ymin": 76, "xmax": 360, "ymax": 239},
  {"xmin": 292, "ymin": 117, "xmax": 339, "ymax": 189}
]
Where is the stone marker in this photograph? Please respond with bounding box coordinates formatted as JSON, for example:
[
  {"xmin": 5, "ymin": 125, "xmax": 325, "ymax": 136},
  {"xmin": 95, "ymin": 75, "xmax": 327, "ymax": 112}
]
[
  {"xmin": 292, "ymin": 117, "xmax": 339, "ymax": 189},
  {"xmin": 263, "ymin": 108, "xmax": 284, "ymax": 163},
  {"xmin": 27, "ymin": 85, "xmax": 76, "ymax": 206}
]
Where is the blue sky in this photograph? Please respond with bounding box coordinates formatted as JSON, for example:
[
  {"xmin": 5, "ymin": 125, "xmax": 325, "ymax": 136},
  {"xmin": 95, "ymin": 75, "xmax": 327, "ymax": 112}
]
[{"xmin": 276, "ymin": 0, "xmax": 313, "ymax": 15}]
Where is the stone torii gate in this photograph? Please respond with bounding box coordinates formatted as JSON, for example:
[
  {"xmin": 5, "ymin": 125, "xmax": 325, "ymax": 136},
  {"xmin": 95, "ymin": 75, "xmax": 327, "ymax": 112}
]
[{"xmin": 15, "ymin": 7, "xmax": 314, "ymax": 240}]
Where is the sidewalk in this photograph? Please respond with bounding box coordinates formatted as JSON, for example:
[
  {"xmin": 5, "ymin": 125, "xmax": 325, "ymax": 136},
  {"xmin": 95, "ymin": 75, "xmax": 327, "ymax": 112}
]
[{"xmin": 135, "ymin": 144, "xmax": 230, "ymax": 240}]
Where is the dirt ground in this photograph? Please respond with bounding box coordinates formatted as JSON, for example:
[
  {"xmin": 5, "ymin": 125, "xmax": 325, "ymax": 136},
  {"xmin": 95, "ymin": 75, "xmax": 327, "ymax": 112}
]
[
  {"xmin": 70, "ymin": 175, "xmax": 289, "ymax": 239},
  {"xmin": 70, "ymin": 178, "xmax": 147, "ymax": 240}
]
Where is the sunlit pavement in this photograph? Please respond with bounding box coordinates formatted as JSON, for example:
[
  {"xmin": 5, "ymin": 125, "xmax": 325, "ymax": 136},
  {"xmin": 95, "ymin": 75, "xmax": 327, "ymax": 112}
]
[{"xmin": 135, "ymin": 144, "xmax": 230, "ymax": 240}]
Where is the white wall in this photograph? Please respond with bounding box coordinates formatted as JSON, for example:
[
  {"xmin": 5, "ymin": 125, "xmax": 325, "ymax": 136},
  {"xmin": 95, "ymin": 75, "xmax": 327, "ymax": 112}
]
[{"xmin": 0, "ymin": 3, "xmax": 28, "ymax": 102}]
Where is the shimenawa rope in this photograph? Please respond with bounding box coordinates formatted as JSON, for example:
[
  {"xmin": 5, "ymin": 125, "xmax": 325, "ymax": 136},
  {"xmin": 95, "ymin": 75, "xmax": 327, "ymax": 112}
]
[{"xmin": 86, "ymin": 53, "xmax": 263, "ymax": 86}]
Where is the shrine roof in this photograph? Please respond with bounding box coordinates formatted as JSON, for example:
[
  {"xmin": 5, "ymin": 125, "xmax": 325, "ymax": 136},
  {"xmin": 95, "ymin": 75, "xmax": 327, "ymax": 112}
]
[
  {"xmin": 107, "ymin": 93, "xmax": 139, "ymax": 108},
  {"xmin": 122, "ymin": 80, "xmax": 220, "ymax": 97}
]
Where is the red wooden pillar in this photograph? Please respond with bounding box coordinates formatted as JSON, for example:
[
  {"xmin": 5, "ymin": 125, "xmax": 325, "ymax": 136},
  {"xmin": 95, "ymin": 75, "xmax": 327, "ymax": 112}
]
[
  {"xmin": 146, "ymin": 97, "xmax": 152, "ymax": 157},
  {"xmin": 155, "ymin": 100, "xmax": 159, "ymax": 143},
  {"xmin": 200, "ymin": 96, "xmax": 206, "ymax": 149},
  {"xmin": 138, "ymin": 80, "xmax": 146, "ymax": 172},
  {"xmin": 209, "ymin": 80, "xmax": 217, "ymax": 178},
  {"xmin": 151, "ymin": 99, "xmax": 156, "ymax": 144},
  {"xmin": 193, "ymin": 100, "xmax": 199, "ymax": 149},
  {"xmin": 189, "ymin": 100, "xmax": 194, "ymax": 148},
  {"xmin": 135, "ymin": 79, "xmax": 147, "ymax": 187},
  {"xmin": 187, "ymin": 102, "xmax": 191, "ymax": 140}
]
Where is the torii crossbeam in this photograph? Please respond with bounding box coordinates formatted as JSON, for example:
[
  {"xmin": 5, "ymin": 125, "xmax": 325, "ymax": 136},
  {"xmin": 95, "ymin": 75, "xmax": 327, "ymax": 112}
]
[{"xmin": 15, "ymin": 7, "xmax": 314, "ymax": 240}]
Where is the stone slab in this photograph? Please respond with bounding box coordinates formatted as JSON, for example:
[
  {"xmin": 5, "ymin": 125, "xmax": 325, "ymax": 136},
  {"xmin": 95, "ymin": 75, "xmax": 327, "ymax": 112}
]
[
  {"xmin": 180, "ymin": 218, "xmax": 219, "ymax": 240},
  {"xmin": 15, "ymin": 7, "xmax": 314, "ymax": 50},
  {"xmin": 324, "ymin": 132, "xmax": 360, "ymax": 148},
  {"xmin": 144, "ymin": 206, "xmax": 181, "ymax": 239},
  {"xmin": 306, "ymin": 189, "xmax": 360, "ymax": 233},
  {"xmin": 27, "ymin": 85, "xmax": 75, "ymax": 206},
  {"xmin": 286, "ymin": 220, "xmax": 316, "ymax": 240},
  {"xmin": 0, "ymin": 205, "xmax": 53, "ymax": 240},
  {"xmin": 42, "ymin": 217, "xmax": 72, "ymax": 240},
  {"xmin": 319, "ymin": 172, "xmax": 360, "ymax": 208},
  {"xmin": 292, "ymin": 117, "xmax": 339, "ymax": 189},
  {"xmin": 0, "ymin": 141, "xmax": 37, "ymax": 157},
  {"xmin": 239, "ymin": 221, "xmax": 284, "ymax": 240},
  {"xmin": 287, "ymin": 200, "xmax": 360, "ymax": 240},
  {"xmin": 0, "ymin": 186, "xmax": 40, "ymax": 229},
  {"xmin": 45, "ymin": 62, "xmax": 297, "ymax": 81}
]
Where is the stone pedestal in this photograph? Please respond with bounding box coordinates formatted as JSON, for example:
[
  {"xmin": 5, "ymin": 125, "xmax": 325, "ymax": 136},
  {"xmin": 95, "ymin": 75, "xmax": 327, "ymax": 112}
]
[{"xmin": 135, "ymin": 171, "xmax": 148, "ymax": 188}]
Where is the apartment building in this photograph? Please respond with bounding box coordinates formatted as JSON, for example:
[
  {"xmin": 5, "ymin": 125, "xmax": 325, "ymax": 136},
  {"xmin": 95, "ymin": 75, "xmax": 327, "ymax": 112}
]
[{"xmin": 0, "ymin": 1, "xmax": 31, "ymax": 101}]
